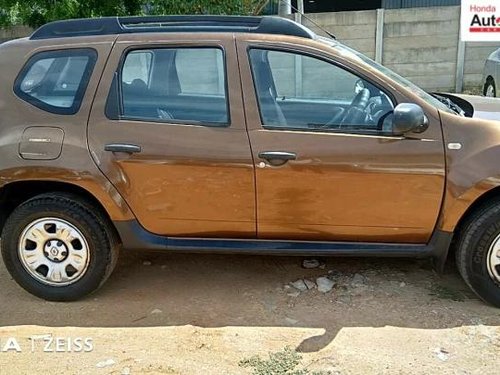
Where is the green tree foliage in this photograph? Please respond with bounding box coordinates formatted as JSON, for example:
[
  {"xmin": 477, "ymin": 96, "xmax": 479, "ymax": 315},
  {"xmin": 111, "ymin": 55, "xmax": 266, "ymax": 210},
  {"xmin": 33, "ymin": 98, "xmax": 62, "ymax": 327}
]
[
  {"xmin": 0, "ymin": 0, "xmax": 143, "ymax": 27},
  {"xmin": 0, "ymin": 0, "xmax": 270, "ymax": 28},
  {"xmin": 147, "ymin": 0, "xmax": 266, "ymax": 16}
]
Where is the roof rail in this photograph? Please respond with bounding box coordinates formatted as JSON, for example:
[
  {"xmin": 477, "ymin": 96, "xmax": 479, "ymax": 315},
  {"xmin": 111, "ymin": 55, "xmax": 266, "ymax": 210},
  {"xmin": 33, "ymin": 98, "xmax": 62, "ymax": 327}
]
[{"xmin": 30, "ymin": 15, "xmax": 316, "ymax": 40}]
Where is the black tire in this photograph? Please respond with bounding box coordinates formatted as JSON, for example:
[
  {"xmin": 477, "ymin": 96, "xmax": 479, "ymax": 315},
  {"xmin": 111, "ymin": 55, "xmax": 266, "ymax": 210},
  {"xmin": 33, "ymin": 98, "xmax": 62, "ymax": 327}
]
[
  {"xmin": 484, "ymin": 78, "xmax": 496, "ymax": 97},
  {"xmin": 455, "ymin": 199, "xmax": 500, "ymax": 307},
  {"xmin": 1, "ymin": 193, "xmax": 119, "ymax": 301}
]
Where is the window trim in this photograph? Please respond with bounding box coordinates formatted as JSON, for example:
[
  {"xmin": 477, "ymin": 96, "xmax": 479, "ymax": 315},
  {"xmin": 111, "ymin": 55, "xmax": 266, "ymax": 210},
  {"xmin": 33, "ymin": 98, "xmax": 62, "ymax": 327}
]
[
  {"xmin": 247, "ymin": 46, "xmax": 397, "ymax": 136},
  {"xmin": 108, "ymin": 45, "xmax": 231, "ymax": 127},
  {"xmin": 13, "ymin": 48, "xmax": 97, "ymax": 115}
]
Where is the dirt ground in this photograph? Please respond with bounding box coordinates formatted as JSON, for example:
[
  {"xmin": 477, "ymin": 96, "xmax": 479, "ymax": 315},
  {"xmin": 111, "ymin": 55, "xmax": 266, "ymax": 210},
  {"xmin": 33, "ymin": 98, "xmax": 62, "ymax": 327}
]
[{"xmin": 0, "ymin": 251, "xmax": 499, "ymax": 374}]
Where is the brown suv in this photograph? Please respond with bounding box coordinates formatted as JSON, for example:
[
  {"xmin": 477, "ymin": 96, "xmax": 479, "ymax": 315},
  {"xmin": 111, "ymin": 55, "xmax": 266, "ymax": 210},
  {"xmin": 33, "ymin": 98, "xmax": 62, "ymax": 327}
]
[{"xmin": 1, "ymin": 16, "xmax": 500, "ymax": 305}]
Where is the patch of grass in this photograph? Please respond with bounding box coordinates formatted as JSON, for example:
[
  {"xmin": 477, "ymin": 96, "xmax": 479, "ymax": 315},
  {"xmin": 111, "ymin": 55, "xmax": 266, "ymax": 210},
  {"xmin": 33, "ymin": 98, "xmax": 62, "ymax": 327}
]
[
  {"xmin": 428, "ymin": 284, "xmax": 465, "ymax": 302},
  {"xmin": 239, "ymin": 347, "xmax": 331, "ymax": 375}
]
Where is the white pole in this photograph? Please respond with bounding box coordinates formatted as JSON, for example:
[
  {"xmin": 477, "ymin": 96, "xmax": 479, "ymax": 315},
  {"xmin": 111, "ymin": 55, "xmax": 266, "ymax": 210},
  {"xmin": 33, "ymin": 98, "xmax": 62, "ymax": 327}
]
[
  {"xmin": 296, "ymin": 0, "xmax": 304, "ymax": 24},
  {"xmin": 455, "ymin": 9, "xmax": 465, "ymax": 93},
  {"xmin": 375, "ymin": 9, "xmax": 385, "ymax": 64},
  {"xmin": 455, "ymin": 40, "xmax": 465, "ymax": 93},
  {"xmin": 278, "ymin": 0, "xmax": 292, "ymax": 17}
]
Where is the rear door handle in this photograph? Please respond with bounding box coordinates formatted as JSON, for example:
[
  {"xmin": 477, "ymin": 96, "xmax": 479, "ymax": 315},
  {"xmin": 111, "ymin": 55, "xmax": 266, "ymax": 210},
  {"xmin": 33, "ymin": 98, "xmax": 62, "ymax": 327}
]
[
  {"xmin": 258, "ymin": 151, "xmax": 296, "ymax": 166},
  {"xmin": 104, "ymin": 143, "xmax": 142, "ymax": 154}
]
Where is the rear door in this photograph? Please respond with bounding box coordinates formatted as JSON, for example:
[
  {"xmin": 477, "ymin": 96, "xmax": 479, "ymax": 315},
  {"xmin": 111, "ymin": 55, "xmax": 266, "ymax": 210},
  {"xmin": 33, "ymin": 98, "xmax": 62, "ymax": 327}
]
[{"xmin": 88, "ymin": 34, "xmax": 255, "ymax": 238}]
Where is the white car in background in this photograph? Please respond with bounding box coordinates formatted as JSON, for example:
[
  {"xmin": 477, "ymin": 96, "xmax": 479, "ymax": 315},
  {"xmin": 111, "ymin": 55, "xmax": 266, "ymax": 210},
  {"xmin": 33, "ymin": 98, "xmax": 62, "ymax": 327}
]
[{"xmin": 483, "ymin": 48, "xmax": 500, "ymax": 97}]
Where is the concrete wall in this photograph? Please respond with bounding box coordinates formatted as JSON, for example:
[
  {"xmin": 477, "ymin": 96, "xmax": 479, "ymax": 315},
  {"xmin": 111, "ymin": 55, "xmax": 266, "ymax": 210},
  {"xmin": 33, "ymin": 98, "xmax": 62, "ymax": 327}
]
[
  {"xmin": 302, "ymin": 6, "xmax": 499, "ymax": 92},
  {"xmin": 0, "ymin": 26, "xmax": 32, "ymax": 43},
  {"xmin": 303, "ymin": 11, "xmax": 377, "ymax": 59}
]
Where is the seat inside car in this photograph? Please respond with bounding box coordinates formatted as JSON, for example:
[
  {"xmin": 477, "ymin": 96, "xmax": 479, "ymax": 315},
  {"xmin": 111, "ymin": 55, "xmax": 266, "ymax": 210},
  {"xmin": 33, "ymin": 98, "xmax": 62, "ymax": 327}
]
[{"xmin": 251, "ymin": 50, "xmax": 287, "ymax": 126}]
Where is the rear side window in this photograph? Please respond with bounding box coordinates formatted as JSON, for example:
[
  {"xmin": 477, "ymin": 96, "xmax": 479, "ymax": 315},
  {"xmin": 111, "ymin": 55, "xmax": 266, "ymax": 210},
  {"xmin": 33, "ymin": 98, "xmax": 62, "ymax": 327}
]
[
  {"xmin": 115, "ymin": 47, "xmax": 228, "ymax": 126},
  {"xmin": 14, "ymin": 49, "xmax": 97, "ymax": 115}
]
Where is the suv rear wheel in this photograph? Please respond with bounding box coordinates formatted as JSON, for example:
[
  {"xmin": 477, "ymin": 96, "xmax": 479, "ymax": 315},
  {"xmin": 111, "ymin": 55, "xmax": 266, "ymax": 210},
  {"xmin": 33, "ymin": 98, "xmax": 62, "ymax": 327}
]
[
  {"xmin": 455, "ymin": 199, "xmax": 500, "ymax": 307},
  {"xmin": 1, "ymin": 193, "xmax": 119, "ymax": 301}
]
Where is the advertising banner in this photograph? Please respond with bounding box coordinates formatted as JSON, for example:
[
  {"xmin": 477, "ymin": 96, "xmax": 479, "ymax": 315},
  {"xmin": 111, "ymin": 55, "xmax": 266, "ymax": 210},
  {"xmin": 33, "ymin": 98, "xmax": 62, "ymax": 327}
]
[{"xmin": 461, "ymin": 0, "xmax": 500, "ymax": 41}]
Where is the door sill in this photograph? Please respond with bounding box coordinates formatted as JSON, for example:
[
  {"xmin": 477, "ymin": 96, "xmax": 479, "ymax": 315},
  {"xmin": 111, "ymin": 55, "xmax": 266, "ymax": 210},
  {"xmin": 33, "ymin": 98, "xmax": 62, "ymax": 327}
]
[{"xmin": 114, "ymin": 220, "xmax": 452, "ymax": 261}]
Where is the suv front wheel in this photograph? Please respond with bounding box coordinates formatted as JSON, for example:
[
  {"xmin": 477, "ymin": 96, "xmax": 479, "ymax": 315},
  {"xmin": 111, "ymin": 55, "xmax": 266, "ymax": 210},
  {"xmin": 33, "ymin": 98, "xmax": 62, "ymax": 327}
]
[
  {"xmin": 1, "ymin": 193, "xmax": 119, "ymax": 301},
  {"xmin": 455, "ymin": 199, "xmax": 500, "ymax": 307}
]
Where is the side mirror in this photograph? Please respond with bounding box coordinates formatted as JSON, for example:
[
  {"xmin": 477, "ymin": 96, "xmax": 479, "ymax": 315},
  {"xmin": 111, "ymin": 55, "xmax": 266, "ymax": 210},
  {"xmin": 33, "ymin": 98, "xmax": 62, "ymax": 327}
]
[{"xmin": 391, "ymin": 103, "xmax": 429, "ymax": 136}]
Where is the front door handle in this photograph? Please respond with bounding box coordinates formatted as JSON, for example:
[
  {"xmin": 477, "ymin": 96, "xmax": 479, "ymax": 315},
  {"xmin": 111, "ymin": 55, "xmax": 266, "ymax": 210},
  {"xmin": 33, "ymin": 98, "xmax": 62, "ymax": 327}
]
[
  {"xmin": 258, "ymin": 151, "xmax": 296, "ymax": 166},
  {"xmin": 104, "ymin": 143, "xmax": 142, "ymax": 154}
]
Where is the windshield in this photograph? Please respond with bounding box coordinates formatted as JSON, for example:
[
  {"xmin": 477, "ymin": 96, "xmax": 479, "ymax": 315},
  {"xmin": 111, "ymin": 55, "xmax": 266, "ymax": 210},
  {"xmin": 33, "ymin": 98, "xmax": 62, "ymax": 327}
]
[{"xmin": 317, "ymin": 37, "xmax": 455, "ymax": 114}]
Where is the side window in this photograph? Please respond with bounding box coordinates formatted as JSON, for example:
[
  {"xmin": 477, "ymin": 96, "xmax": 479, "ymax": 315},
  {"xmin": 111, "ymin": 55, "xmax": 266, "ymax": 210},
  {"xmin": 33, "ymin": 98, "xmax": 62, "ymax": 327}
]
[
  {"xmin": 14, "ymin": 49, "xmax": 97, "ymax": 115},
  {"xmin": 122, "ymin": 51, "xmax": 153, "ymax": 85},
  {"xmin": 248, "ymin": 49, "xmax": 394, "ymax": 132},
  {"xmin": 119, "ymin": 47, "xmax": 228, "ymax": 125}
]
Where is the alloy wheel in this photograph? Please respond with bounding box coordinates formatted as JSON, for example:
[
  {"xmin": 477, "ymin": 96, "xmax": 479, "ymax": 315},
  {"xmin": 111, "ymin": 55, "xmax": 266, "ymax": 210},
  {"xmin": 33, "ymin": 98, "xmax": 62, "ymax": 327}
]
[
  {"xmin": 487, "ymin": 233, "xmax": 500, "ymax": 283},
  {"xmin": 18, "ymin": 217, "xmax": 90, "ymax": 286}
]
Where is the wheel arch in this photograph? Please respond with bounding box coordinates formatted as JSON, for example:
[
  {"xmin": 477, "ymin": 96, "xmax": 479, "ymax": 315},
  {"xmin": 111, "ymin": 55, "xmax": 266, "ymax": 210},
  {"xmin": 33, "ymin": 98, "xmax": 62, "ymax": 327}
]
[
  {"xmin": 453, "ymin": 185, "xmax": 500, "ymax": 237},
  {"xmin": 433, "ymin": 181, "xmax": 500, "ymax": 271},
  {"xmin": 0, "ymin": 179, "xmax": 132, "ymax": 239}
]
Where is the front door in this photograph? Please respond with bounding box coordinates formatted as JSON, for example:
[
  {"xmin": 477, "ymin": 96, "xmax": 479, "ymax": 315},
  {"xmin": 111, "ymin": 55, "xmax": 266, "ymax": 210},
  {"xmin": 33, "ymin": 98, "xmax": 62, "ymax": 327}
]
[
  {"xmin": 237, "ymin": 39, "xmax": 446, "ymax": 243},
  {"xmin": 88, "ymin": 34, "xmax": 255, "ymax": 237}
]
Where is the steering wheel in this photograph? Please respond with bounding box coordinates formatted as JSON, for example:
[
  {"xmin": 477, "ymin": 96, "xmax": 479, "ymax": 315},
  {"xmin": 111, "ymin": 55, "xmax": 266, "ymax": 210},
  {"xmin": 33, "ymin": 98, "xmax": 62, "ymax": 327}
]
[
  {"xmin": 341, "ymin": 88, "xmax": 371, "ymax": 124},
  {"xmin": 326, "ymin": 88, "xmax": 371, "ymax": 127}
]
